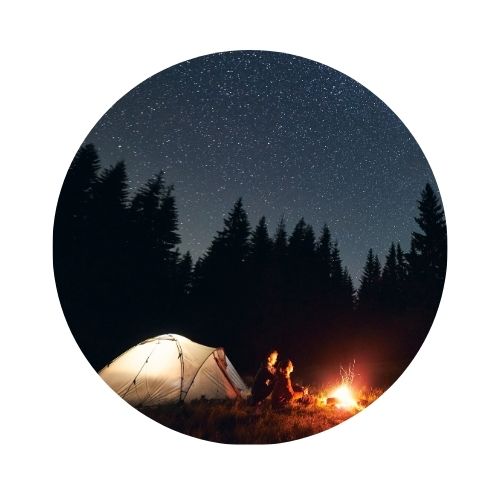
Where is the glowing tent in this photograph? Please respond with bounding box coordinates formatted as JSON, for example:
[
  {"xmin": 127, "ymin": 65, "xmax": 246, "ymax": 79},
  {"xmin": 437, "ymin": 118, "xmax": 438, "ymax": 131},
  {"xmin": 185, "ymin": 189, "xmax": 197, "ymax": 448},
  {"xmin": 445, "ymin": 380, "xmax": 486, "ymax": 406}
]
[{"xmin": 99, "ymin": 334, "xmax": 248, "ymax": 407}]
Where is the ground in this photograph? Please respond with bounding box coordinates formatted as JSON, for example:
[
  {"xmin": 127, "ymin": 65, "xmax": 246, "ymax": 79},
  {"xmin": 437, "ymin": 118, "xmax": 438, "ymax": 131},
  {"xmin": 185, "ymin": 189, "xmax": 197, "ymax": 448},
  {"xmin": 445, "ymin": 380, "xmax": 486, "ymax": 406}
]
[{"xmin": 140, "ymin": 388, "xmax": 382, "ymax": 444}]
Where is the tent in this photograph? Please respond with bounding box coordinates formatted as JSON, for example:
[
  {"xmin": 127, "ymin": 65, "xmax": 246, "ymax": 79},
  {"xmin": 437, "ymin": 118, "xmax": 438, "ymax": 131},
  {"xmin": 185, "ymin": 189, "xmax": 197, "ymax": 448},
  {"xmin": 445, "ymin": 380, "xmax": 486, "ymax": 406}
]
[{"xmin": 99, "ymin": 334, "xmax": 248, "ymax": 407}]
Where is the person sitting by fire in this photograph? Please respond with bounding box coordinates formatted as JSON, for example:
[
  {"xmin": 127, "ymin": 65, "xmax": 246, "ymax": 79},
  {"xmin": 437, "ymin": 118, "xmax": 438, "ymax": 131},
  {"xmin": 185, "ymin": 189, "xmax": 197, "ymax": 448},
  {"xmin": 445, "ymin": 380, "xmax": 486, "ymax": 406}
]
[
  {"xmin": 249, "ymin": 349, "xmax": 278, "ymax": 406},
  {"xmin": 271, "ymin": 358, "xmax": 310, "ymax": 410}
]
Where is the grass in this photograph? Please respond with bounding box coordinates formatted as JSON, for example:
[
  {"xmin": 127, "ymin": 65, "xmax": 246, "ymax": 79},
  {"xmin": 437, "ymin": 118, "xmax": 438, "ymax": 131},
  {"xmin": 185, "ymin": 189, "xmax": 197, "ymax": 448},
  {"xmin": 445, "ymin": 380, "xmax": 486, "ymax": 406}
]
[{"xmin": 140, "ymin": 388, "xmax": 383, "ymax": 444}]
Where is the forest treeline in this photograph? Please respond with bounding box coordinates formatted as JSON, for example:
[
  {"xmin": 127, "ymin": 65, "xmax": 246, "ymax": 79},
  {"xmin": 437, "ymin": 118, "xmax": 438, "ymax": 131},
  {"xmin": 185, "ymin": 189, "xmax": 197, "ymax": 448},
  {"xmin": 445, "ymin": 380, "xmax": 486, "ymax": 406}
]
[{"xmin": 54, "ymin": 144, "xmax": 447, "ymax": 385}]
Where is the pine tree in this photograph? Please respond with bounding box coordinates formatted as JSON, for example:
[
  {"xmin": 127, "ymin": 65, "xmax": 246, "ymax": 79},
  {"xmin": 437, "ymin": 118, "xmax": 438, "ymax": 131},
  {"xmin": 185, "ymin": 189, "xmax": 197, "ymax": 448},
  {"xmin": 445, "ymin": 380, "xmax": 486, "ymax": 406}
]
[
  {"xmin": 330, "ymin": 239, "xmax": 348, "ymax": 309},
  {"xmin": 357, "ymin": 248, "xmax": 382, "ymax": 313},
  {"xmin": 128, "ymin": 172, "xmax": 182, "ymax": 327},
  {"xmin": 193, "ymin": 198, "xmax": 251, "ymax": 301},
  {"xmin": 413, "ymin": 183, "xmax": 447, "ymax": 279},
  {"xmin": 209, "ymin": 198, "xmax": 250, "ymax": 266},
  {"xmin": 316, "ymin": 224, "xmax": 332, "ymax": 280},
  {"xmin": 342, "ymin": 266, "xmax": 356, "ymax": 310},
  {"xmin": 382, "ymin": 243, "xmax": 397, "ymax": 281},
  {"xmin": 380, "ymin": 243, "xmax": 398, "ymax": 311},
  {"xmin": 57, "ymin": 143, "xmax": 100, "ymax": 225},
  {"xmin": 177, "ymin": 251, "xmax": 193, "ymax": 296},
  {"xmin": 193, "ymin": 198, "xmax": 251, "ymax": 355},
  {"xmin": 89, "ymin": 161, "xmax": 130, "ymax": 257},
  {"xmin": 289, "ymin": 218, "xmax": 316, "ymax": 260},
  {"xmin": 408, "ymin": 183, "xmax": 447, "ymax": 308},
  {"xmin": 331, "ymin": 240, "xmax": 343, "ymax": 284},
  {"xmin": 130, "ymin": 171, "xmax": 165, "ymax": 250},
  {"xmin": 287, "ymin": 218, "xmax": 317, "ymax": 329},
  {"xmin": 273, "ymin": 217, "xmax": 288, "ymax": 256},
  {"xmin": 88, "ymin": 160, "xmax": 130, "ymax": 274},
  {"xmin": 158, "ymin": 185, "xmax": 181, "ymax": 256},
  {"xmin": 396, "ymin": 242, "xmax": 407, "ymax": 283},
  {"xmin": 268, "ymin": 216, "xmax": 289, "ymax": 343},
  {"xmin": 249, "ymin": 216, "xmax": 273, "ymax": 268},
  {"xmin": 53, "ymin": 143, "xmax": 102, "ymax": 365},
  {"xmin": 54, "ymin": 143, "xmax": 100, "ymax": 264}
]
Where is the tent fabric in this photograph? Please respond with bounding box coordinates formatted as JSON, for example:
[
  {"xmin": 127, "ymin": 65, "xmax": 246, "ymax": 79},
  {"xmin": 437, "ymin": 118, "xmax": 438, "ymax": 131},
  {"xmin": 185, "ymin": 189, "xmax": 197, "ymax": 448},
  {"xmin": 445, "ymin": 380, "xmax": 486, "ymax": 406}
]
[{"xmin": 99, "ymin": 334, "xmax": 248, "ymax": 407}]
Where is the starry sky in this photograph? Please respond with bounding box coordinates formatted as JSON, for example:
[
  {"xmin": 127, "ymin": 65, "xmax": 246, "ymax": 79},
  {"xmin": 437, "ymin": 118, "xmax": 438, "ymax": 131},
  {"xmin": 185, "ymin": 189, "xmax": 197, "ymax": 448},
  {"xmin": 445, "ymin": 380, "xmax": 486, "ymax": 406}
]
[{"xmin": 84, "ymin": 50, "xmax": 440, "ymax": 285}]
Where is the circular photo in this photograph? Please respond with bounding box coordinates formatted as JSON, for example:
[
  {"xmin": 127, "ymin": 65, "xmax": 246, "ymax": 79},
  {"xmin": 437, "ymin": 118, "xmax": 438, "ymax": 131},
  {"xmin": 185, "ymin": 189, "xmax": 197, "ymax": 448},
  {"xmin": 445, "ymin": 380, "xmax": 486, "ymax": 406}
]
[{"xmin": 53, "ymin": 50, "xmax": 447, "ymax": 444}]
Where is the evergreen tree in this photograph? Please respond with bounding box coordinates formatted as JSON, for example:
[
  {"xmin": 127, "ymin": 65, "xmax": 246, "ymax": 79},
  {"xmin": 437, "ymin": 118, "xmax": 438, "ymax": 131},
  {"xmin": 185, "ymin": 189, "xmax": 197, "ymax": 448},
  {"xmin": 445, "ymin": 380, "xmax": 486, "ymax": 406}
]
[
  {"xmin": 331, "ymin": 240, "xmax": 343, "ymax": 285},
  {"xmin": 287, "ymin": 219, "xmax": 317, "ymax": 341},
  {"xmin": 191, "ymin": 198, "xmax": 251, "ymax": 351},
  {"xmin": 407, "ymin": 183, "xmax": 447, "ymax": 308},
  {"xmin": 380, "ymin": 242, "xmax": 398, "ymax": 311},
  {"xmin": 92, "ymin": 161, "xmax": 129, "ymax": 218},
  {"xmin": 382, "ymin": 243, "xmax": 397, "ymax": 282},
  {"xmin": 331, "ymin": 239, "xmax": 353, "ymax": 310},
  {"xmin": 266, "ymin": 216, "xmax": 289, "ymax": 349},
  {"xmin": 396, "ymin": 242, "xmax": 407, "ymax": 283},
  {"xmin": 273, "ymin": 216, "xmax": 288, "ymax": 258},
  {"xmin": 56, "ymin": 143, "xmax": 100, "ymax": 227},
  {"xmin": 342, "ymin": 266, "xmax": 356, "ymax": 310},
  {"xmin": 202, "ymin": 198, "xmax": 251, "ymax": 271},
  {"xmin": 130, "ymin": 171, "xmax": 165, "ymax": 253},
  {"xmin": 249, "ymin": 216, "xmax": 273, "ymax": 268},
  {"xmin": 89, "ymin": 161, "xmax": 130, "ymax": 265},
  {"xmin": 54, "ymin": 143, "xmax": 100, "ymax": 265},
  {"xmin": 191, "ymin": 258, "xmax": 204, "ymax": 296},
  {"xmin": 53, "ymin": 143, "xmax": 102, "ymax": 366},
  {"xmin": 129, "ymin": 173, "xmax": 180, "ymax": 265},
  {"xmin": 128, "ymin": 172, "xmax": 182, "ymax": 328},
  {"xmin": 288, "ymin": 218, "xmax": 316, "ymax": 260},
  {"xmin": 157, "ymin": 185, "xmax": 181, "ymax": 257},
  {"xmin": 177, "ymin": 251, "xmax": 193, "ymax": 296},
  {"xmin": 316, "ymin": 224, "xmax": 332, "ymax": 281},
  {"xmin": 357, "ymin": 248, "xmax": 382, "ymax": 313},
  {"xmin": 88, "ymin": 160, "xmax": 130, "ymax": 277}
]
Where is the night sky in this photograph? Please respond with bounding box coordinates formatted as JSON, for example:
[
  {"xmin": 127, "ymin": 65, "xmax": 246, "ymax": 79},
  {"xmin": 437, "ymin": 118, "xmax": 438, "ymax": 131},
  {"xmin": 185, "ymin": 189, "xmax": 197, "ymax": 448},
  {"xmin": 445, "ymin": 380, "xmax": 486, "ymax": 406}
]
[{"xmin": 84, "ymin": 50, "xmax": 439, "ymax": 284}]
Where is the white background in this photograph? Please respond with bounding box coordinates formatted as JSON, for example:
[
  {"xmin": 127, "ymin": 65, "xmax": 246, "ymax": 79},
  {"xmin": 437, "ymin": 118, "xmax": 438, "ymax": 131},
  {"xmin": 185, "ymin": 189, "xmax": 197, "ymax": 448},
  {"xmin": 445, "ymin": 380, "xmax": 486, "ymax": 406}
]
[{"xmin": 2, "ymin": 1, "xmax": 499, "ymax": 498}]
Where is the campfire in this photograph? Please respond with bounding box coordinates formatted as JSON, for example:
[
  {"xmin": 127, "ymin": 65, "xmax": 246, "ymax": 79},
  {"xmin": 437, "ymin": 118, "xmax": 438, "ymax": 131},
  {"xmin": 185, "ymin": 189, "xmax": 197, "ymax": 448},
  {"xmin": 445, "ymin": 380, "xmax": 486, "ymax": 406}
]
[
  {"xmin": 319, "ymin": 361, "xmax": 360, "ymax": 410},
  {"xmin": 328, "ymin": 383, "xmax": 358, "ymax": 409}
]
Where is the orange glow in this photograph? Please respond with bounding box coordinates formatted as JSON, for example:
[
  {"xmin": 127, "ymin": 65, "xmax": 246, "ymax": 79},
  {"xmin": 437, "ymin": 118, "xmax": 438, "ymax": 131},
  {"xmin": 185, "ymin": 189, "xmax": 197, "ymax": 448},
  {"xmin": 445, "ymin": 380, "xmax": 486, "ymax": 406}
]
[{"xmin": 329, "ymin": 384, "xmax": 358, "ymax": 409}]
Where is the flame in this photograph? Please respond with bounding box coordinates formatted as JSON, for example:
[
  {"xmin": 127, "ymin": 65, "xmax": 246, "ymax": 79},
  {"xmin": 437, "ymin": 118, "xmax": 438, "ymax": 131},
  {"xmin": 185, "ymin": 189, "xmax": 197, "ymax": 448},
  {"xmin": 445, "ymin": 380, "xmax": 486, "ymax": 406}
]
[{"xmin": 330, "ymin": 383, "xmax": 358, "ymax": 409}]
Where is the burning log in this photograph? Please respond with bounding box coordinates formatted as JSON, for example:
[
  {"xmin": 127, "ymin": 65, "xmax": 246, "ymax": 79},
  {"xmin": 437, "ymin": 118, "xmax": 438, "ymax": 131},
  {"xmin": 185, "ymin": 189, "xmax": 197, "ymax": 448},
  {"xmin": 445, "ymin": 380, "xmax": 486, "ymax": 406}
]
[
  {"xmin": 329, "ymin": 384, "xmax": 358, "ymax": 409},
  {"xmin": 320, "ymin": 361, "xmax": 360, "ymax": 410}
]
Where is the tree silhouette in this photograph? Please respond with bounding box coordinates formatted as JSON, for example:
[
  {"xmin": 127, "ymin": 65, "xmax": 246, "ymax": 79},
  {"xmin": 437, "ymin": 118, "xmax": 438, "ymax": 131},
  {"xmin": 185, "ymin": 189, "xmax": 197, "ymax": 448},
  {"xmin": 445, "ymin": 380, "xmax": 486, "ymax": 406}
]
[
  {"xmin": 316, "ymin": 224, "xmax": 332, "ymax": 275},
  {"xmin": 53, "ymin": 143, "xmax": 101, "ymax": 365},
  {"xmin": 53, "ymin": 145, "xmax": 447, "ymax": 388},
  {"xmin": 396, "ymin": 243, "xmax": 407, "ymax": 283},
  {"xmin": 127, "ymin": 172, "xmax": 182, "ymax": 331},
  {"xmin": 342, "ymin": 266, "xmax": 356, "ymax": 310},
  {"xmin": 191, "ymin": 198, "xmax": 251, "ymax": 356},
  {"xmin": 407, "ymin": 183, "xmax": 447, "ymax": 309},
  {"xmin": 54, "ymin": 143, "xmax": 100, "ymax": 272},
  {"xmin": 246, "ymin": 217, "xmax": 275, "ymax": 357},
  {"xmin": 380, "ymin": 242, "xmax": 398, "ymax": 312},
  {"xmin": 89, "ymin": 161, "xmax": 130, "ymax": 284},
  {"xmin": 357, "ymin": 248, "xmax": 382, "ymax": 313},
  {"xmin": 196, "ymin": 198, "xmax": 251, "ymax": 283},
  {"xmin": 248, "ymin": 216, "xmax": 273, "ymax": 269},
  {"xmin": 273, "ymin": 216, "xmax": 288, "ymax": 259},
  {"xmin": 55, "ymin": 143, "xmax": 100, "ymax": 229},
  {"xmin": 316, "ymin": 224, "xmax": 333, "ymax": 300},
  {"xmin": 330, "ymin": 240, "xmax": 354, "ymax": 312},
  {"xmin": 177, "ymin": 251, "xmax": 193, "ymax": 293},
  {"xmin": 287, "ymin": 218, "xmax": 316, "ymax": 302}
]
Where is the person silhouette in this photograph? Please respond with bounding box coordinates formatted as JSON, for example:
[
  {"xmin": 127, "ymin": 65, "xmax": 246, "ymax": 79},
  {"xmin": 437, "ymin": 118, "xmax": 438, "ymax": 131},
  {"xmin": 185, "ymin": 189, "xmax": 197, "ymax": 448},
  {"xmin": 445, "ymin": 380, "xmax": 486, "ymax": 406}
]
[
  {"xmin": 249, "ymin": 349, "xmax": 278, "ymax": 405},
  {"xmin": 271, "ymin": 358, "xmax": 308, "ymax": 409}
]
